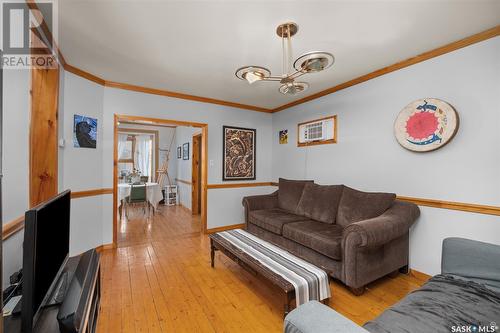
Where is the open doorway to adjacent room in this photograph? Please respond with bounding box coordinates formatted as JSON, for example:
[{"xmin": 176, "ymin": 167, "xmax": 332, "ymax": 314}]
[{"xmin": 113, "ymin": 115, "xmax": 208, "ymax": 248}]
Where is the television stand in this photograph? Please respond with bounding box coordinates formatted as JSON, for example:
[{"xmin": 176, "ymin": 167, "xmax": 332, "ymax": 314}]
[{"xmin": 3, "ymin": 249, "xmax": 101, "ymax": 333}]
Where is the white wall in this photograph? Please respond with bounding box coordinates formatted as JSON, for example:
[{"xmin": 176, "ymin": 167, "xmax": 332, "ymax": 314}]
[
  {"xmin": 271, "ymin": 37, "xmax": 500, "ymax": 275},
  {"xmin": 60, "ymin": 72, "xmax": 105, "ymax": 255},
  {"xmin": 175, "ymin": 126, "xmax": 199, "ymax": 208},
  {"xmin": 2, "ymin": 69, "xmax": 30, "ymax": 287},
  {"xmin": 102, "ymin": 87, "xmax": 274, "ymax": 236}
]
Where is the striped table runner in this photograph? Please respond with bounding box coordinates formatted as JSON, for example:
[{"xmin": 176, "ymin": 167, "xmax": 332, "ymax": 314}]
[{"xmin": 217, "ymin": 229, "xmax": 331, "ymax": 305}]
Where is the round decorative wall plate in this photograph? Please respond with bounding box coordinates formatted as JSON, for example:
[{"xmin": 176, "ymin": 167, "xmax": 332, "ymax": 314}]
[{"xmin": 394, "ymin": 98, "xmax": 459, "ymax": 152}]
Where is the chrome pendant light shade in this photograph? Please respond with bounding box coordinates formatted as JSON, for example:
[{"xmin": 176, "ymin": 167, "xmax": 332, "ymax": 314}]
[
  {"xmin": 279, "ymin": 82, "xmax": 309, "ymax": 95},
  {"xmin": 294, "ymin": 51, "xmax": 335, "ymax": 73},
  {"xmin": 235, "ymin": 22, "xmax": 334, "ymax": 95},
  {"xmin": 235, "ymin": 66, "xmax": 271, "ymax": 84}
]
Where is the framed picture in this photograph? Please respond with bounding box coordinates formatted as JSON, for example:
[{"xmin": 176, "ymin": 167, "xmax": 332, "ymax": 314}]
[
  {"xmin": 182, "ymin": 142, "xmax": 189, "ymax": 160},
  {"xmin": 177, "ymin": 146, "xmax": 182, "ymax": 159},
  {"xmin": 279, "ymin": 129, "xmax": 288, "ymax": 144},
  {"xmin": 73, "ymin": 114, "xmax": 97, "ymax": 148},
  {"xmin": 223, "ymin": 125, "xmax": 256, "ymax": 181}
]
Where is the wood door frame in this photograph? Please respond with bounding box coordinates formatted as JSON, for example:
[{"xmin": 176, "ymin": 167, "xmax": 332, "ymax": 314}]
[
  {"xmin": 113, "ymin": 115, "xmax": 208, "ymax": 246},
  {"xmin": 117, "ymin": 127, "xmax": 160, "ymax": 181},
  {"xmin": 191, "ymin": 133, "xmax": 202, "ymax": 215}
]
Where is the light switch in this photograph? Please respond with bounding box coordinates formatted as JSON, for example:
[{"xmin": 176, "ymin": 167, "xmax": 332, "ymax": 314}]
[{"xmin": 209, "ymin": 159, "xmax": 214, "ymax": 167}]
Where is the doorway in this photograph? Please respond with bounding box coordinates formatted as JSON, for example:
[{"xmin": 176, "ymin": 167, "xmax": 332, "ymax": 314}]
[
  {"xmin": 191, "ymin": 133, "xmax": 202, "ymax": 215},
  {"xmin": 113, "ymin": 115, "xmax": 208, "ymax": 247}
]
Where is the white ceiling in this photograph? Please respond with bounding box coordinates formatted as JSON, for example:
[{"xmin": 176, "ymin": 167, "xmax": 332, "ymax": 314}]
[{"xmin": 58, "ymin": 1, "xmax": 500, "ymax": 109}]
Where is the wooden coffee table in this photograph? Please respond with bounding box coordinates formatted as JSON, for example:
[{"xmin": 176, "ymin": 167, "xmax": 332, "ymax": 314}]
[{"xmin": 209, "ymin": 230, "xmax": 330, "ymax": 316}]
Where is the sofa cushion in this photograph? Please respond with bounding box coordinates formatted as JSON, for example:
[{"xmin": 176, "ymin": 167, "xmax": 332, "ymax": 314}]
[
  {"xmin": 296, "ymin": 183, "xmax": 344, "ymax": 224},
  {"xmin": 249, "ymin": 208, "xmax": 309, "ymax": 235},
  {"xmin": 278, "ymin": 178, "xmax": 314, "ymax": 213},
  {"xmin": 283, "ymin": 221, "xmax": 344, "ymax": 260},
  {"xmin": 337, "ymin": 186, "xmax": 396, "ymax": 227}
]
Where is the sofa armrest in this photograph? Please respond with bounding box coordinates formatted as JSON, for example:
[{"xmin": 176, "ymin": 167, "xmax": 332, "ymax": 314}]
[
  {"xmin": 442, "ymin": 237, "xmax": 500, "ymax": 292},
  {"xmin": 242, "ymin": 191, "xmax": 279, "ymax": 225},
  {"xmin": 242, "ymin": 190, "xmax": 279, "ymax": 211},
  {"xmin": 342, "ymin": 201, "xmax": 420, "ymax": 247},
  {"xmin": 284, "ymin": 301, "xmax": 369, "ymax": 333}
]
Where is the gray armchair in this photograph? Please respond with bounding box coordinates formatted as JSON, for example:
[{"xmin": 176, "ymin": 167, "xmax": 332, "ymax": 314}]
[{"xmin": 284, "ymin": 237, "xmax": 500, "ymax": 333}]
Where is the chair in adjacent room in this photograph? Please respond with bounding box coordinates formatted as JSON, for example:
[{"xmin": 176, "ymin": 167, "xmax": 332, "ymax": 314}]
[{"xmin": 126, "ymin": 184, "xmax": 149, "ymax": 218}]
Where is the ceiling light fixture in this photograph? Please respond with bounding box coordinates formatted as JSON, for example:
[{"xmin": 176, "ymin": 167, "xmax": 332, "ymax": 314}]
[{"xmin": 235, "ymin": 22, "xmax": 334, "ymax": 95}]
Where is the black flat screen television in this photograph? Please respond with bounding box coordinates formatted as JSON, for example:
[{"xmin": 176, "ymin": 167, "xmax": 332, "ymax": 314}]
[{"xmin": 22, "ymin": 190, "xmax": 71, "ymax": 332}]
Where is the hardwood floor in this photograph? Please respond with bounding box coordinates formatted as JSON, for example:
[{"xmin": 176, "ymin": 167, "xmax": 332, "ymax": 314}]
[{"xmin": 98, "ymin": 205, "xmax": 426, "ymax": 332}]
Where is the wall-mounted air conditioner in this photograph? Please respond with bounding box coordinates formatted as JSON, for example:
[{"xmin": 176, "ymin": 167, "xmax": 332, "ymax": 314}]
[{"xmin": 297, "ymin": 115, "xmax": 337, "ymax": 146}]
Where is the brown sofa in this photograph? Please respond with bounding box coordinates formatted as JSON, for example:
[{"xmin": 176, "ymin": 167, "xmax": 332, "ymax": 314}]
[{"xmin": 242, "ymin": 178, "xmax": 420, "ymax": 295}]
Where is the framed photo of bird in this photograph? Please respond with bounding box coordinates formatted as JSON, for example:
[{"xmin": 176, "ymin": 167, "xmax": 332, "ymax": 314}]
[{"xmin": 73, "ymin": 114, "xmax": 97, "ymax": 148}]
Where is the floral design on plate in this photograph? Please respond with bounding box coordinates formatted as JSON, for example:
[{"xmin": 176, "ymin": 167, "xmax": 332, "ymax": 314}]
[{"xmin": 394, "ymin": 98, "xmax": 459, "ymax": 152}]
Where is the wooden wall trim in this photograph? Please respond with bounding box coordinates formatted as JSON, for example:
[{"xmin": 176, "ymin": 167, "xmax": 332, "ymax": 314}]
[
  {"xmin": 272, "ymin": 25, "xmax": 500, "ymax": 112},
  {"xmin": 206, "ymin": 223, "xmax": 245, "ymax": 234},
  {"xmin": 105, "ymin": 81, "xmax": 272, "ymax": 113},
  {"xmin": 96, "ymin": 243, "xmax": 115, "ymax": 253},
  {"xmin": 207, "ymin": 182, "xmax": 275, "ymax": 189},
  {"xmin": 396, "ymin": 196, "xmax": 500, "ymax": 216},
  {"xmin": 2, "ymin": 216, "xmax": 25, "ymax": 240},
  {"xmin": 409, "ymin": 269, "xmax": 431, "ymax": 283},
  {"xmin": 3, "ymin": 188, "xmax": 114, "ymax": 240},
  {"xmin": 57, "ymin": 26, "xmax": 498, "ymax": 114},
  {"xmin": 65, "ymin": 63, "xmax": 106, "ymax": 85},
  {"xmin": 71, "ymin": 188, "xmax": 114, "ymax": 199},
  {"xmin": 266, "ymin": 182, "xmax": 500, "ymax": 216},
  {"xmin": 176, "ymin": 178, "xmax": 192, "ymax": 185}
]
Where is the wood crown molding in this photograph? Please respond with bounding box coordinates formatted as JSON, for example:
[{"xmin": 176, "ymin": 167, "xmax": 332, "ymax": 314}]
[
  {"xmin": 25, "ymin": 4, "xmax": 500, "ymax": 115},
  {"xmin": 206, "ymin": 223, "xmax": 245, "ymax": 234},
  {"xmin": 271, "ymin": 25, "xmax": 500, "ymax": 112},
  {"xmin": 105, "ymin": 81, "xmax": 273, "ymax": 113},
  {"xmin": 207, "ymin": 182, "xmax": 275, "ymax": 189}
]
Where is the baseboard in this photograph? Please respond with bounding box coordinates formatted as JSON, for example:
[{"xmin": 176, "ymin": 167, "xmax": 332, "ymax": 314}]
[
  {"xmin": 409, "ymin": 268, "xmax": 432, "ymax": 282},
  {"xmin": 96, "ymin": 243, "xmax": 115, "ymax": 253},
  {"xmin": 206, "ymin": 223, "xmax": 245, "ymax": 234}
]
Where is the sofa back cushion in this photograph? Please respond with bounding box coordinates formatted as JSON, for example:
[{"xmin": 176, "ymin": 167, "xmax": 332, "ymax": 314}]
[
  {"xmin": 337, "ymin": 186, "xmax": 396, "ymax": 227},
  {"xmin": 296, "ymin": 183, "xmax": 343, "ymax": 224},
  {"xmin": 278, "ymin": 178, "xmax": 314, "ymax": 213}
]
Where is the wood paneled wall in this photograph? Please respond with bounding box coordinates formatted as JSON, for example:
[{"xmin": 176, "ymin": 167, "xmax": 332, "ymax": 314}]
[{"xmin": 29, "ymin": 66, "xmax": 59, "ymax": 207}]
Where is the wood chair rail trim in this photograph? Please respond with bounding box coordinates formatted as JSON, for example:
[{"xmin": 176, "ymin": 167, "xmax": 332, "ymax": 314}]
[
  {"xmin": 207, "ymin": 182, "xmax": 275, "ymax": 189},
  {"xmin": 176, "ymin": 178, "xmax": 193, "ymax": 185},
  {"xmin": 2, "ymin": 188, "xmax": 114, "ymax": 240}
]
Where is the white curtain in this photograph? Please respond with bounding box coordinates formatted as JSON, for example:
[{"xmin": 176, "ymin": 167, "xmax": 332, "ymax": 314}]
[
  {"xmin": 117, "ymin": 134, "xmax": 129, "ymax": 160},
  {"xmin": 135, "ymin": 135, "xmax": 152, "ymax": 179}
]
